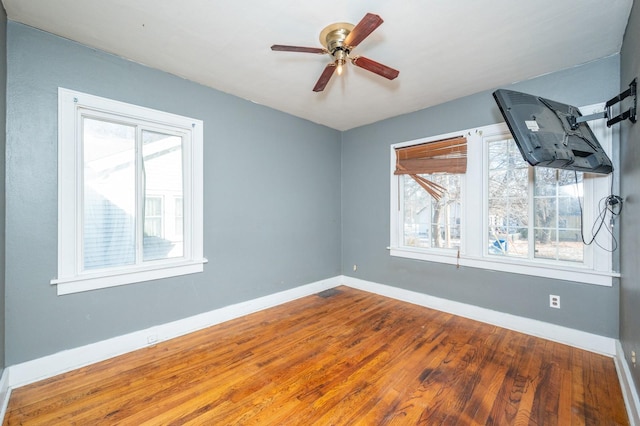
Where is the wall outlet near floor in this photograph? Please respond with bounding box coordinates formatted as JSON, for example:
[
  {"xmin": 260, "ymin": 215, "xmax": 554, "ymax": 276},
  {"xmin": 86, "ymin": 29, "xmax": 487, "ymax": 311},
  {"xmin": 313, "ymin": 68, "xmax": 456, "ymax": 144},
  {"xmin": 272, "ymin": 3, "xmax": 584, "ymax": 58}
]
[
  {"xmin": 549, "ymin": 295, "xmax": 561, "ymax": 309},
  {"xmin": 353, "ymin": 264, "xmax": 357, "ymax": 272}
]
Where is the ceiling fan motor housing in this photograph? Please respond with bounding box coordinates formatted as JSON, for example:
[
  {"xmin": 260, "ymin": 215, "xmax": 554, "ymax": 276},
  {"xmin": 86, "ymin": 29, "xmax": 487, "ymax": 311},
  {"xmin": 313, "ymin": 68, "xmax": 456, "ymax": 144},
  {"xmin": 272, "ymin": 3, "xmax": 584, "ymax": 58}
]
[{"xmin": 320, "ymin": 23, "xmax": 355, "ymax": 57}]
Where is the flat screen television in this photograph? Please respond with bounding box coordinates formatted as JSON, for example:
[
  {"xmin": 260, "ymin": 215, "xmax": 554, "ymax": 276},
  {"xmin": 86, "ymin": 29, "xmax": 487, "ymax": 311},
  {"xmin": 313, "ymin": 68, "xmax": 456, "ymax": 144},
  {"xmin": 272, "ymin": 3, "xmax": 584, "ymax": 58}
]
[{"xmin": 493, "ymin": 89, "xmax": 613, "ymax": 175}]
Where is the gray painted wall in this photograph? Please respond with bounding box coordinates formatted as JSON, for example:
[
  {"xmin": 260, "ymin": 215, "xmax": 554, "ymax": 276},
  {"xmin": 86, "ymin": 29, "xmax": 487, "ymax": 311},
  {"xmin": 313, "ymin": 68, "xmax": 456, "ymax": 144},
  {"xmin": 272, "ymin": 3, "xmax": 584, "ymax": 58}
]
[
  {"xmin": 341, "ymin": 56, "xmax": 621, "ymax": 337},
  {"xmin": 5, "ymin": 22, "xmax": 342, "ymax": 365},
  {"xmin": 620, "ymin": 0, "xmax": 640, "ymax": 394},
  {"xmin": 0, "ymin": 5, "xmax": 6, "ymax": 371}
]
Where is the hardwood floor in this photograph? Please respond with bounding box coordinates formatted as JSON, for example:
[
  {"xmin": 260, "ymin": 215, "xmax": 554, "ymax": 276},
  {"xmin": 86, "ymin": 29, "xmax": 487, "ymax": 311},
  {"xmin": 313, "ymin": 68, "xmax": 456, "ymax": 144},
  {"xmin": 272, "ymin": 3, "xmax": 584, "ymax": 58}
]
[{"xmin": 4, "ymin": 286, "xmax": 629, "ymax": 425}]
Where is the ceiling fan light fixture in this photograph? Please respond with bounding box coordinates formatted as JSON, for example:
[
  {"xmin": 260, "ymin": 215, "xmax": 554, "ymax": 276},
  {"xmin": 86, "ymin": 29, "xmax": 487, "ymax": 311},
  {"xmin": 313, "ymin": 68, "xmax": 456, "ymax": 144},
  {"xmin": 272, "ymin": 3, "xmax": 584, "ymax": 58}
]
[{"xmin": 334, "ymin": 49, "xmax": 347, "ymax": 75}]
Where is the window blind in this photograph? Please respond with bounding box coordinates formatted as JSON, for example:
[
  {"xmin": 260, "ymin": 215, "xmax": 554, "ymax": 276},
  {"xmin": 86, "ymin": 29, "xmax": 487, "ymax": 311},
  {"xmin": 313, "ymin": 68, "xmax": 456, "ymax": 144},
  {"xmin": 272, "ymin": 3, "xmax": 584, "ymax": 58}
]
[{"xmin": 394, "ymin": 136, "xmax": 467, "ymax": 200}]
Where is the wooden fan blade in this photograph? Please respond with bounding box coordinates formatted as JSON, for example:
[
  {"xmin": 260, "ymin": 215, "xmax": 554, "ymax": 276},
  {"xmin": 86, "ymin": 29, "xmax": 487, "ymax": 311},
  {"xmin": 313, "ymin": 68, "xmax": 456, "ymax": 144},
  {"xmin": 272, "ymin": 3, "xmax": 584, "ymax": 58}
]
[
  {"xmin": 271, "ymin": 45, "xmax": 326, "ymax": 54},
  {"xmin": 352, "ymin": 56, "xmax": 399, "ymax": 80},
  {"xmin": 313, "ymin": 64, "xmax": 336, "ymax": 92},
  {"xmin": 344, "ymin": 13, "xmax": 384, "ymax": 48}
]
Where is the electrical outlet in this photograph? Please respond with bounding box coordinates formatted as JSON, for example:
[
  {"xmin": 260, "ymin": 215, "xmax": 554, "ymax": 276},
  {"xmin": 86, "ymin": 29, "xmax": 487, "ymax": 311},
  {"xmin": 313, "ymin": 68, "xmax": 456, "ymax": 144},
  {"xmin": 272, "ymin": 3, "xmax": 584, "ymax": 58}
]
[
  {"xmin": 353, "ymin": 264, "xmax": 357, "ymax": 272},
  {"xmin": 549, "ymin": 295, "xmax": 561, "ymax": 309}
]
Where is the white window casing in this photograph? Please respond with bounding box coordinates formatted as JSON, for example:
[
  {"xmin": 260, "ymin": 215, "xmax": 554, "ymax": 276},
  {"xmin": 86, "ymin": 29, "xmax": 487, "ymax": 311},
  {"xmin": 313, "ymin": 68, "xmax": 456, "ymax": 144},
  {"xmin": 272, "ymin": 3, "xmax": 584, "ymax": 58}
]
[{"xmin": 54, "ymin": 88, "xmax": 207, "ymax": 295}]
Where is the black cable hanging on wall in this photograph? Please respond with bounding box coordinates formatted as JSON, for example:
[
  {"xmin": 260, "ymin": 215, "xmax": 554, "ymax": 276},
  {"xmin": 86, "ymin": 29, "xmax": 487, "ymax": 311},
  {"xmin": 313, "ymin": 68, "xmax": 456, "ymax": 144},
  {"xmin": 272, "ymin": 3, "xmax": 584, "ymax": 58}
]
[{"xmin": 575, "ymin": 172, "xmax": 623, "ymax": 252}]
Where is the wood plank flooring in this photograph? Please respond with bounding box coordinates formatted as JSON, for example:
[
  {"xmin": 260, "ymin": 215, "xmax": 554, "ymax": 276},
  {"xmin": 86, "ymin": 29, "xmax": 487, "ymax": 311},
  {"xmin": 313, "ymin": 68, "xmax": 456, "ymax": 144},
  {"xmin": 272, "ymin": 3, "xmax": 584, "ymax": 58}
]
[{"xmin": 4, "ymin": 286, "xmax": 629, "ymax": 425}]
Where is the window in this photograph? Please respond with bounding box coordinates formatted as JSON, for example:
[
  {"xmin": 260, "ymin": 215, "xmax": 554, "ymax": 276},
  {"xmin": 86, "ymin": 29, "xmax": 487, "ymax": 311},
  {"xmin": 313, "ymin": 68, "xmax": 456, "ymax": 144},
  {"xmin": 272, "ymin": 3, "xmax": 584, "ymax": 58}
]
[
  {"xmin": 395, "ymin": 136, "xmax": 466, "ymax": 250},
  {"xmin": 390, "ymin": 105, "xmax": 616, "ymax": 286},
  {"xmin": 54, "ymin": 88, "xmax": 206, "ymax": 295},
  {"xmin": 487, "ymin": 136, "xmax": 585, "ymax": 262}
]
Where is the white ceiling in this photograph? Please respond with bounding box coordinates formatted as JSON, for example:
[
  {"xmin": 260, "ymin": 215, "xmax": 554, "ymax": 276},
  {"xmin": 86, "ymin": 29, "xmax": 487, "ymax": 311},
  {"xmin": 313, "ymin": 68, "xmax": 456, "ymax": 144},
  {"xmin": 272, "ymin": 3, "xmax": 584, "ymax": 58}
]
[{"xmin": 2, "ymin": 0, "xmax": 634, "ymax": 131}]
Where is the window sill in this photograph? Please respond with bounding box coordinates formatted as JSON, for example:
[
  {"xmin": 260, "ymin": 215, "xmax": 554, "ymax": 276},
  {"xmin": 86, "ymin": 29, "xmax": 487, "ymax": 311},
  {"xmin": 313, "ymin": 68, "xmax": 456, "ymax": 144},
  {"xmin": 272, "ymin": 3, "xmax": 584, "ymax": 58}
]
[
  {"xmin": 51, "ymin": 258, "xmax": 208, "ymax": 295},
  {"xmin": 389, "ymin": 248, "xmax": 617, "ymax": 286}
]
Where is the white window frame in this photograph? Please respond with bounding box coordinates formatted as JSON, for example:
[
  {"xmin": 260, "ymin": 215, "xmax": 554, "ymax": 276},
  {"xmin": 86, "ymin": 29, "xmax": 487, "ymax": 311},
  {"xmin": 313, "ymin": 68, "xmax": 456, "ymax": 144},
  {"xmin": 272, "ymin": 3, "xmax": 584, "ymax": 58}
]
[
  {"xmin": 54, "ymin": 88, "xmax": 206, "ymax": 295},
  {"xmin": 390, "ymin": 103, "xmax": 618, "ymax": 286}
]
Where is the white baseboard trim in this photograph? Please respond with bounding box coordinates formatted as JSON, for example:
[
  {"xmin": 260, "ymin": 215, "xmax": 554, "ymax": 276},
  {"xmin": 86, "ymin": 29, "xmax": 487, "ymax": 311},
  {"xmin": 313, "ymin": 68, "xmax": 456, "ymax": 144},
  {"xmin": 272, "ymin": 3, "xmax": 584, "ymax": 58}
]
[
  {"xmin": 8, "ymin": 276, "xmax": 340, "ymax": 389},
  {"xmin": 342, "ymin": 276, "xmax": 616, "ymax": 356},
  {"xmin": 615, "ymin": 341, "xmax": 640, "ymax": 426},
  {"xmin": 0, "ymin": 369, "xmax": 11, "ymax": 422}
]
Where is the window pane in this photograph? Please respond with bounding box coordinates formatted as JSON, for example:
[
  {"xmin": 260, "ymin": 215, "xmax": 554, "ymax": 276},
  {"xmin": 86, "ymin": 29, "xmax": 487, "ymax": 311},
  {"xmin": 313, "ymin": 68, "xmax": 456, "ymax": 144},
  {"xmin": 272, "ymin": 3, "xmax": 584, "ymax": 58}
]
[
  {"xmin": 508, "ymin": 168, "xmax": 529, "ymax": 196},
  {"xmin": 142, "ymin": 130, "xmax": 184, "ymax": 261},
  {"xmin": 402, "ymin": 174, "xmax": 461, "ymax": 249},
  {"xmin": 559, "ymin": 169, "xmax": 582, "ymax": 188},
  {"xmin": 509, "ymin": 228, "xmax": 529, "ymax": 257},
  {"xmin": 507, "ymin": 198, "xmax": 529, "ymax": 228},
  {"xmin": 534, "ymin": 229, "xmax": 557, "ymax": 260},
  {"xmin": 534, "ymin": 228, "xmax": 583, "ymax": 263},
  {"xmin": 488, "ymin": 197, "xmax": 529, "ymax": 258},
  {"xmin": 558, "ymin": 197, "xmax": 581, "ymax": 229},
  {"xmin": 558, "ymin": 230, "xmax": 583, "ymax": 262},
  {"xmin": 487, "ymin": 137, "xmax": 529, "ymax": 258},
  {"xmin": 429, "ymin": 174, "xmax": 461, "ymax": 249},
  {"xmin": 488, "ymin": 170, "xmax": 507, "ymax": 195},
  {"xmin": 83, "ymin": 117, "xmax": 136, "ymax": 270},
  {"xmin": 533, "ymin": 168, "xmax": 583, "ymax": 263},
  {"xmin": 402, "ymin": 175, "xmax": 431, "ymax": 248},
  {"xmin": 488, "ymin": 140, "xmax": 508, "ymax": 170},
  {"xmin": 489, "ymin": 194, "xmax": 528, "ymax": 227},
  {"xmin": 534, "ymin": 197, "xmax": 557, "ymax": 228},
  {"xmin": 534, "ymin": 168, "xmax": 557, "ymax": 196}
]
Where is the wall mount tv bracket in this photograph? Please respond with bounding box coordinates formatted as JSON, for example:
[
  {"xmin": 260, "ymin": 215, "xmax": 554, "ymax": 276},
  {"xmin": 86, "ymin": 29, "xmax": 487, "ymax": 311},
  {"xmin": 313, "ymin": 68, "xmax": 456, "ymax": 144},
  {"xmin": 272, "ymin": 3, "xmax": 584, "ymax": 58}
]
[{"xmin": 569, "ymin": 78, "xmax": 637, "ymax": 129}]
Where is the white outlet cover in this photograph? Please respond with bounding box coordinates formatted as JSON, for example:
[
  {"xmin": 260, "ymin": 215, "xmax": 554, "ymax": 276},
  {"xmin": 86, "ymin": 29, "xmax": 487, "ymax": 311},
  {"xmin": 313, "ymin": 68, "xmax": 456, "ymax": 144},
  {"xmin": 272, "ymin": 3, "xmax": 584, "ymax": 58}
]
[{"xmin": 549, "ymin": 295, "xmax": 561, "ymax": 309}]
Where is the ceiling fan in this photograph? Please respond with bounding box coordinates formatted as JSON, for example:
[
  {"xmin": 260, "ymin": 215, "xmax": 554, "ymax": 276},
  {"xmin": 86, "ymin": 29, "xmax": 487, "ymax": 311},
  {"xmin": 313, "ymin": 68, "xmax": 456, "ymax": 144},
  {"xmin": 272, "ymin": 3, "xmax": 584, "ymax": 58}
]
[{"xmin": 271, "ymin": 13, "xmax": 399, "ymax": 92}]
